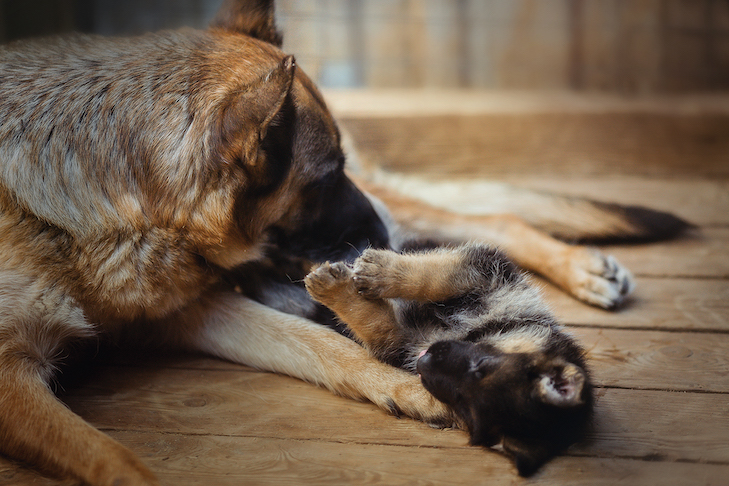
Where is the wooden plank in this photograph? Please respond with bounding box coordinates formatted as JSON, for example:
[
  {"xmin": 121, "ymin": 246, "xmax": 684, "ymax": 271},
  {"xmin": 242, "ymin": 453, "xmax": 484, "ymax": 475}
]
[
  {"xmin": 97, "ymin": 325, "xmax": 729, "ymax": 396},
  {"xmin": 4, "ymin": 428, "xmax": 728, "ymax": 486},
  {"xmin": 60, "ymin": 365, "xmax": 729, "ymax": 464},
  {"xmin": 572, "ymin": 327, "xmax": 729, "ymax": 392},
  {"xmin": 0, "ymin": 459, "xmax": 67, "ymax": 485},
  {"xmin": 585, "ymin": 388, "xmax": 729, "ymax": 464},
  {"xmin": 541, "ymin": 276, "xmax": 729, "ymax": 331},
  {"xmin": 599, "ymin": 228, "xmax": 729, "ymax": 278},
  {"xmin": 91, "ymin": 318, "xmax": 729, "ymax": 395},
  {"xmin": 104, "ymin": 431, "xmax": 729, "ymax": 486},
  {"xmin": 326, "ymin": 90, "xmax": 729, "ymax": 117},
  {"xmin": 338, "ymin": 111, "xmax": 729, "ymax": 178},
  {"xmin": 61, "ymin": 366, "xmax": 468, "ymax": 449}
]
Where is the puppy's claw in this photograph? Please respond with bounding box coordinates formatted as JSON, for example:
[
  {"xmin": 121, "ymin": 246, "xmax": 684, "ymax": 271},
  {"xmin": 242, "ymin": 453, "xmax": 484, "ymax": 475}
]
[
  {"xmin": 304, "ymin": 262, "xmax": 353, "ymax": 303},
  {"xmin": 352, "ymin": 249, "xmax": 396, "ymax": 299}
]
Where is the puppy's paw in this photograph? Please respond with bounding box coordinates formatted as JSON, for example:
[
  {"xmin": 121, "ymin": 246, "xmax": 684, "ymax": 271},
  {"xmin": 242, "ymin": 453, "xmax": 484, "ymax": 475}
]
[
  {"xmin": 352, "ymin": 249, "xmax": 399, "ymax": 299},
  {"xmin": 566, "ymin": 249, "xmax": 635, "ymax": 309},
  {"xmin": 305, "ymin": 262, "xmax": 355, "ymax": 305}
]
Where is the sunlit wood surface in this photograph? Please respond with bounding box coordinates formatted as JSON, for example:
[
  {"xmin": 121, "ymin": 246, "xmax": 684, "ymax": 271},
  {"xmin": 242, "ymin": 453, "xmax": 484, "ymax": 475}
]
[{"xmin": 1, "ymin": 92, "xmax": 727, "ymax": 485}]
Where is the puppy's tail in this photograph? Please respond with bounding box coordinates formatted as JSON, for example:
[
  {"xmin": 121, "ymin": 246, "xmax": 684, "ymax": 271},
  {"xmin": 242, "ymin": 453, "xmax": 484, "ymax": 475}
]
[{"xmin": 362, "ymin": 171, "xmax": 693, "ymax": 243}]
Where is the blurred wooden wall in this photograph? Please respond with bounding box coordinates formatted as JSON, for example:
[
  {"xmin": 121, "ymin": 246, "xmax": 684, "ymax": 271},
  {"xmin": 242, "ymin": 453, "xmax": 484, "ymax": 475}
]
[
  {"xmin": 2, "ymin": 0, "xmax": 728, "ymax": 93},
  {"xmin": 277, "ymin": 0, "xmax": 729, "ymax": 93}
]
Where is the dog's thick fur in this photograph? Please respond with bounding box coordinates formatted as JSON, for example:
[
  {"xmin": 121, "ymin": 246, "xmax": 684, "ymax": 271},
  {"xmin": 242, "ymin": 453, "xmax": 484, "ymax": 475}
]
[
  {"xmin": 306, "ymin": 244, "xmax": 593, "ymax": 476},
  {"xmin": 0, "ymin": 1, "xmax": 690, "ymax": 484}
]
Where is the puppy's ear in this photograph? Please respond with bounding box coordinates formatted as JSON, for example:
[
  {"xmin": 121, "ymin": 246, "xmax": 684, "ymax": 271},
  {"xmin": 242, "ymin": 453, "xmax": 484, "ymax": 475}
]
[
  {"xmin": 218, "ymin": 55, "xmax": 295, "ymax": 167},
  {"xmin": 502, "ymin": 436, "xmax": 554, "ymax": 477},
  {"xmin": 210, "ymin": 0, "xmax": 283, "ymax": 46},
  {"xmin": 536, "ymin": 362, "xmax": 586, "ymax": 408}
]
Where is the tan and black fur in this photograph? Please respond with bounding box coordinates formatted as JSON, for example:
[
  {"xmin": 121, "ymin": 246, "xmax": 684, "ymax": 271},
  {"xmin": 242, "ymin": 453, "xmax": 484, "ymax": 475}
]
[
  {"xmin": 305, "ymin": 244, "xmax": 592, "ymax": 476},
  {"xmin": 0, "ymin": 3, "xmax": 451, "ymax": 485},
  {"xmin": 0, "ymin": 1, "xmax": 691, "ymax": 484}
]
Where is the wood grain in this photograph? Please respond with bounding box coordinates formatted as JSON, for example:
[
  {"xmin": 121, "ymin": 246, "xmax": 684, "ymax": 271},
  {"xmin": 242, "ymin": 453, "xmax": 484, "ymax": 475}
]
[
  {"xmin": 3, "ymin": 96, "xmax": 728, "ymax": 485},
  {"xmin": 501, "ymin": 176, "xmax": 729, "ymax": 227},
  {"xmin": 339, "ymin": 112, "xmax": 729, "ymax": 178},
  {"xmin": 599, "ymin": 229, "xmax": 729, "ymax": 278},
  {"xmin": 573, "ymin": 327, "xmax": 729, "ymax": 392},
  {"xmin": 101, "ymin": 431, "xmax": 729, "ymax": 486},
  {"xmin": 541, "ymin": 276, "xmax": 729, "ymax": 331},
  {"xmin": 60, "ymin": 365, "xmax": 729, "ymax": 463}
]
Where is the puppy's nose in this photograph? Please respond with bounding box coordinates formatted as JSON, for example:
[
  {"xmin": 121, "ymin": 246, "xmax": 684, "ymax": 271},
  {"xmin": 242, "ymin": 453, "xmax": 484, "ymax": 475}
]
[{"xmin": 416, "ymin": 350, "xmax": 432, "ymax": 374}]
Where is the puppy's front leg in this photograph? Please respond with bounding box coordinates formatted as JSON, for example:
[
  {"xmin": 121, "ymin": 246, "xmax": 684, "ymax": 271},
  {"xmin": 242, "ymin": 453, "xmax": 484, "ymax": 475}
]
[
  {"xmin": 168, "ymin": 290, "xmax": 453, "ymax": 426},
  {"xmin": 349, "ymin": 248, "xmax": 473, "ymax": 302},
  {"xmin": 304, "ymin": 261, "xmax": 405, "ymax": 359}
]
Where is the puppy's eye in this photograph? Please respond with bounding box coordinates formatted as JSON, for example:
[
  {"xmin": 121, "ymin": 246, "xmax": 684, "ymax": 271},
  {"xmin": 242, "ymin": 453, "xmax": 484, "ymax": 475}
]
[{"xmin": 471, "ymin": 356, "xmax": 499, "ymax": 378}]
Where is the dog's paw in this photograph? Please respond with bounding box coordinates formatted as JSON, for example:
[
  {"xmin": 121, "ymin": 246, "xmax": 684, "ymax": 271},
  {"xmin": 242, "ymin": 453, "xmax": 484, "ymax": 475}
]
[
  {"xmin": 304, "ymin": 262, "xmax": 354, "ymax": 304},
  {"xmin": 566, "ymin": 249, "xmax": 635, "ymax": 309},
  {"xmin": 375, "ymin": 373, "xmax": 460, "ymax": 429},
  {"xmin": 352, "ymin": 249, "xmax": 398, "ymax": 299}
]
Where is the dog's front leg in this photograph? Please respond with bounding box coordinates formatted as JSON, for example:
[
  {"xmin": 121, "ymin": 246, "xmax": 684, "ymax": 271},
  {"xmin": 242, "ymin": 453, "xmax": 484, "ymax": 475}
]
[{"xmin": 168, "ymin": 290, "xmax": 453, "ymax": 426}]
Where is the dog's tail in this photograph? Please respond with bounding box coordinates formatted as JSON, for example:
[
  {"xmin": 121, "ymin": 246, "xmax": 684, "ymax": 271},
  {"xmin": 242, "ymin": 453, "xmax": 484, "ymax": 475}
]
[
  {"xmin": 360, "ymin": 170, "xmax": 693, "ymax": 243},
  {"xmin": 342, "ymin": 128, "xmax": 692, "ymax": 243}
]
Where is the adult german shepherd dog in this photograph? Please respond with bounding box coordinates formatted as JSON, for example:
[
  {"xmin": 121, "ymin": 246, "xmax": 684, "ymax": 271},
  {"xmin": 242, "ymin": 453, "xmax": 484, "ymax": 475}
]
[{"xmin": 0, "ymin": 0, "xmax": 689, "ymax": 484}]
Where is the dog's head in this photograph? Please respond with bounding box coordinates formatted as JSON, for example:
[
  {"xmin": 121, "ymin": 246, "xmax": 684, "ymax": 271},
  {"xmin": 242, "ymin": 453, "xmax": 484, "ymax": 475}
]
[
  {"xmin": 417, "ymin": 340, "xmax": 593, "ymax": 476},
  {"xmin": 202, "ymin": 0, "xmax": 388, "ymax": 267}
]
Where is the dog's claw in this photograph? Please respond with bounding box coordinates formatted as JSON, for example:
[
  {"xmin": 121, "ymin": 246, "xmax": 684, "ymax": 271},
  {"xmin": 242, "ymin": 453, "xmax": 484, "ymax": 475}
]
[{"xmin": 568, "ymin": 250, "xmax": 635, "ymax": 309}]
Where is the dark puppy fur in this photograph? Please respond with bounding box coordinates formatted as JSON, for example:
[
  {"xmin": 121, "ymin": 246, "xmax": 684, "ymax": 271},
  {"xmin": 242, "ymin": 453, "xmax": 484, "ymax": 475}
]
[{"xmin": 306, "ymin": 243, "xmax": 593, "ymax": 476}]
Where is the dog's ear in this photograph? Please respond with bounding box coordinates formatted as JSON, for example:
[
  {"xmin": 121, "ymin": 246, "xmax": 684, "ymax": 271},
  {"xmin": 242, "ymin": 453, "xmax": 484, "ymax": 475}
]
[
  {"xmin": 210, "ymin": 0, "xmax": 283, "ymax": 46},
  {"xmin": 218, "ymin": 55, "xmax": 295, "ymax": 167},
  {"xmin": 535, "ymin": 362, "xmax": 586, "ymax": 408}
]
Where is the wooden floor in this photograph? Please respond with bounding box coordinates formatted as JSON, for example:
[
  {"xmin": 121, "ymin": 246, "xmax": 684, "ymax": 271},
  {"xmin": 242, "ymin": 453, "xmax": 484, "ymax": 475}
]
[{"xmin": 2, "ymin": 92, "xmax": 728, "ymax": 485}]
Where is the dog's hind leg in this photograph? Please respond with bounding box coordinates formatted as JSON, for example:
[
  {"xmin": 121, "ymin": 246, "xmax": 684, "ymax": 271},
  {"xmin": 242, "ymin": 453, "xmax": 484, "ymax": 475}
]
[
  {"xmin": 0, "ymin": 279, "xmax": 159, "ymax": 486},
  {"xmin": 168, "ymin": 289, "xmax": 454, "ymax": 426},
  {"xmin": 360, "ymin": 180, "xmax": 634, "ymax": 309}
]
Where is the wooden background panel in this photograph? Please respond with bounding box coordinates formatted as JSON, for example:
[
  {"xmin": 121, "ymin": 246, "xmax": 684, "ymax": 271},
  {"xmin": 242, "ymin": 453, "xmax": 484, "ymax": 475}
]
[{"xmin": 276, "ymin": 0, "xmax": 729, "ymax": 92}]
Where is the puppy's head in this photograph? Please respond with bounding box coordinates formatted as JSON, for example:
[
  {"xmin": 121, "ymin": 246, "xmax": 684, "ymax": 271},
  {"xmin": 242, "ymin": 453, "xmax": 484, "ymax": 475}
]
[
  {"xmin": 417, "ymin": 340, "xmax": 593, "ymax": 476},
  {"xmin": 204, "ymin": 1, "xmax": 388, "ymax": 267}
]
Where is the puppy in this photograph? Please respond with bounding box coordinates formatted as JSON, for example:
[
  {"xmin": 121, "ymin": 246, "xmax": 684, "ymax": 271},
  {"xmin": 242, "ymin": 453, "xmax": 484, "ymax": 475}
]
[{"xmin": 306, "ymin": 243, "xmax": 592, "ymax": 476}]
